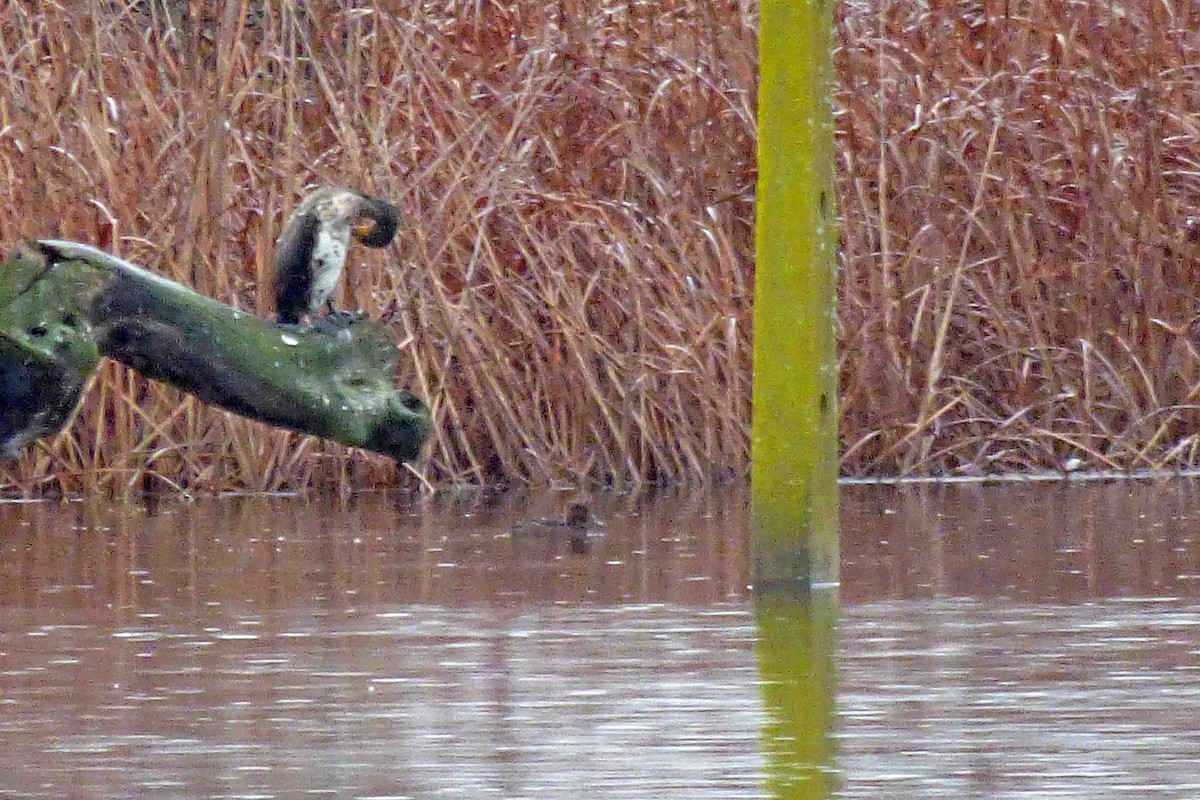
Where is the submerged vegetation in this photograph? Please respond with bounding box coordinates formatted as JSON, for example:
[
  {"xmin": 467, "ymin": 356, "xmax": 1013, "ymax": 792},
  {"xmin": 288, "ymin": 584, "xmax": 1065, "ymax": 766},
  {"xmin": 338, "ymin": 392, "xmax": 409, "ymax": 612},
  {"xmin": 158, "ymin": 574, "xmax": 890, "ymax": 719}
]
[{"xmin": 0, "ymin": 0, "xmax": 1196, "ymax": 493}]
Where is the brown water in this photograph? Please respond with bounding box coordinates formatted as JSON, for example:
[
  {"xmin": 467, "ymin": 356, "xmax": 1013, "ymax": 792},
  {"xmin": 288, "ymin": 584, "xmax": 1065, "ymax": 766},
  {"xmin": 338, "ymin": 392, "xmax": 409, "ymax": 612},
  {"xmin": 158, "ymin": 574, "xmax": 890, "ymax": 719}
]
[{"xmin": 1, "ymin": 482, "xmax": 1198, "ymax": 799}]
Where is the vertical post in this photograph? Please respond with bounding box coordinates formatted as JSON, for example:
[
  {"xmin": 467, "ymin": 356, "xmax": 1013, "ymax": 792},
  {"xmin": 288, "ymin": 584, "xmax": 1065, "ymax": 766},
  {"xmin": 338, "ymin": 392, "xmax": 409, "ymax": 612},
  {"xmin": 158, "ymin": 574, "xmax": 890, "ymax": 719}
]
[
  {"xmin": 752, "ymin": 0, "xmax": 840, "ymax": 592},
  {"xmin": 752, "ymin": 8, "xmax": 840, "ymax": 793}
]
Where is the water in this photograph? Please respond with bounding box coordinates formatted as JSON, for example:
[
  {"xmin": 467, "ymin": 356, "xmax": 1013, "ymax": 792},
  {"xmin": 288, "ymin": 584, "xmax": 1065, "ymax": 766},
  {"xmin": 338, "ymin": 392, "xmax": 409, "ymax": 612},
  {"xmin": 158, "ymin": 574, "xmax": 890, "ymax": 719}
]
[
  {"xmin": 0, "ymin": 482, "xmax": 1198, "ymax": 798},
  {"xmin": 838, "ymin": 481, "xmax": 1200, "ymax": 799},
  {"xmin": 837, "ymin": 599, "xmax": 1200, "ymax": 799}
]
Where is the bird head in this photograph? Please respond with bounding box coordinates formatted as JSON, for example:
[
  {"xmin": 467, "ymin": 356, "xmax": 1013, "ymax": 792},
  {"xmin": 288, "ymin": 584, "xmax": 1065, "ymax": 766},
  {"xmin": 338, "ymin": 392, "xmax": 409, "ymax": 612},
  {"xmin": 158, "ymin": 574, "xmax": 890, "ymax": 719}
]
[
  {"xmin": 352, "ymin": 198, "xmax": 400, "ymax": 248},
  {"xmin": 564, "ymin": 502, "xmax": 591, "ymax": 527}
]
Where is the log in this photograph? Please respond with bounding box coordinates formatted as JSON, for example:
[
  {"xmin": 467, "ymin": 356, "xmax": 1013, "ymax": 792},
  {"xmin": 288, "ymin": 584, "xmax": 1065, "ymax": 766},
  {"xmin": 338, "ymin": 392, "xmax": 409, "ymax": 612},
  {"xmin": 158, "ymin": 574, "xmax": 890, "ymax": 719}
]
[
  {"xmin": 0, "ymin": 244, "xmax": 105, "ymax": 459},
  {"xmin": 0, "ymin": 240, "xmax": 429, "ymax": 463}
]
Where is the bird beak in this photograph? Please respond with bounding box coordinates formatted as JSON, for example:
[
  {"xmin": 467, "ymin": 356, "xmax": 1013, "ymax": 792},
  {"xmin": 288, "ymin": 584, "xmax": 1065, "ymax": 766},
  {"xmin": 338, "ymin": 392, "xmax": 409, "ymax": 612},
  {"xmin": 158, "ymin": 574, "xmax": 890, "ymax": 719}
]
[{"xmin": 352, "ymin": 219, "xmax": 376, "ymax": 239}]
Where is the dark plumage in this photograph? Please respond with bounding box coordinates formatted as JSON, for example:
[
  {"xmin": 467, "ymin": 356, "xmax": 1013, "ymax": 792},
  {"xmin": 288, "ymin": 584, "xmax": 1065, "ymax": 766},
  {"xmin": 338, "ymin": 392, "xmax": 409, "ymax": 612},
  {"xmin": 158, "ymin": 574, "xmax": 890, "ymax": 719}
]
[
  {"xmin": 511, "ymin": 503, "xmax": 599, "ymax": 554},
  {"xmin": 272, "ymin": 187, "xmax": 399, "ymax": 325}
]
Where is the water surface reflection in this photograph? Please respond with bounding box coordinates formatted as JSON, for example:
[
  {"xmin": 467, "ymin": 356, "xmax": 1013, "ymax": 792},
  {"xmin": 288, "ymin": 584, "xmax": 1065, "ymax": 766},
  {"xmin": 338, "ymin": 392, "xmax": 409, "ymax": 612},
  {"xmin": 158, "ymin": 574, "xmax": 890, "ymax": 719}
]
[
  {"xmin": 0, "ymin": 482, "xmax": 1197, "ymax": 799},
  {"xmin": 839, "ymin": 481, "xmax": 1200, "ymax": 800},
  {"xmin": 1, "ymin": 493, "xmax": 759, "ymax": 799},
  {"xmin": 842, "ymin": 481, "xmax": 1200, "ymax": 602}
]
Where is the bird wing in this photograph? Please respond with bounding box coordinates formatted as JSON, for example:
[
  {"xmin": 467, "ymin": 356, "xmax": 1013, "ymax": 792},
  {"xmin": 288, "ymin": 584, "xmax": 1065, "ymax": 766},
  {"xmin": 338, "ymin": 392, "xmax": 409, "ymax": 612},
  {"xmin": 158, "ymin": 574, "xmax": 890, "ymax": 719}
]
[{"xmin": 272, "ymin": 211, "xmax": 321, "ymax": 324}]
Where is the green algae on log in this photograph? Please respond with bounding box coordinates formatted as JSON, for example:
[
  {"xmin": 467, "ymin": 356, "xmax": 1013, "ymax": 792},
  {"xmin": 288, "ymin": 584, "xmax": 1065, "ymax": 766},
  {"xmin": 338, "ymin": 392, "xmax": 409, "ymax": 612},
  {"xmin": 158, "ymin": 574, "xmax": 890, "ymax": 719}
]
[{"xmin": 0, "ymin": 240, "xmax": 429, "ymax": 463}]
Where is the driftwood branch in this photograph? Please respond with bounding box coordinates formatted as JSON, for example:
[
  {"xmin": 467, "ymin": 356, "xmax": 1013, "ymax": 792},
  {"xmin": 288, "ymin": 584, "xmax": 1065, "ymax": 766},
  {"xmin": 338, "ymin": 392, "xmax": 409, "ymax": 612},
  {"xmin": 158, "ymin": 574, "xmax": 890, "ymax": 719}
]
[{"xmin": 0, "ymin": 240, "xmax": 429, "ymax": 463}]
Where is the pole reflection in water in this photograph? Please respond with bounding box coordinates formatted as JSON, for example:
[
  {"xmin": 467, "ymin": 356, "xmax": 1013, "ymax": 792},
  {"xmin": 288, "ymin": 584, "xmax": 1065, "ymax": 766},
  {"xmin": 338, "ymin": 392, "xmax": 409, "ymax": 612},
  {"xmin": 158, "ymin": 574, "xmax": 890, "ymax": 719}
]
[{"xmin": 754, "ymin": 590, "xmax": 838, "ymax": 800}]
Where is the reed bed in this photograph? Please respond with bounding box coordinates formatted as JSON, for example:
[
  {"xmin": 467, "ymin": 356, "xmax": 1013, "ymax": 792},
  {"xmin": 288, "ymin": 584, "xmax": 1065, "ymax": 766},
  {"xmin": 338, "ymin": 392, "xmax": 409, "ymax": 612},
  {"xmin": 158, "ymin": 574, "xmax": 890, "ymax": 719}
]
[
  {"xmin": 837, "ymin": 0, "xmax": 1200, "ymax": 476},
  {"xmin": 1, "ymin": 0, "xmax": 1197, "ymax": 494}
]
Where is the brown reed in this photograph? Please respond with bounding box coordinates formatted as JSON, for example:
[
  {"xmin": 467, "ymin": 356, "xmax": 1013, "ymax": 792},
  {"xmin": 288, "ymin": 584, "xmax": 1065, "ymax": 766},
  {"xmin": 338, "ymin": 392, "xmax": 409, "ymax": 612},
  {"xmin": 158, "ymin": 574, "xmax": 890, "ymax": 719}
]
[
  {"xmin": 0, "ymin": 0, "xmax": 755, "ymax": 494},
  {"xmin": 836, "ymin": 0, "xmax": 1200, "ymax": 477},
  {"xmin": 1, "ymin": 0, "xmax": 1198, "ymax": 495}
]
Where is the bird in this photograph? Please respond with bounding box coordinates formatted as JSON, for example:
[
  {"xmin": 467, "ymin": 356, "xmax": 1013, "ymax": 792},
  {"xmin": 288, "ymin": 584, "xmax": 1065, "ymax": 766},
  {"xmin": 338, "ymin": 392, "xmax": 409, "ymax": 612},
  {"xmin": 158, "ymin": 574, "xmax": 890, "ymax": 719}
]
[
  {"xmin": 271, "ymin": 187, "xmax": 399, "ymax": 326},
  {"xmin": 511, "ymin": 502, "xmax": 601, "ymax": 554}
]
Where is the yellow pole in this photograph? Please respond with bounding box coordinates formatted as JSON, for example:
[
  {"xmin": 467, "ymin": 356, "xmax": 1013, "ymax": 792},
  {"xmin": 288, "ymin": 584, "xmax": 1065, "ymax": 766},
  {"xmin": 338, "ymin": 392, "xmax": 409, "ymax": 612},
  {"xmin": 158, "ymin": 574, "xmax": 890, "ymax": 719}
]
[
  {"xmin": 752, "ymin": 0, "xmax": 840, "ymax": 592},
  {"xmin": 753, "ymin": 6, "xmax": 840, "ymax": 794}
]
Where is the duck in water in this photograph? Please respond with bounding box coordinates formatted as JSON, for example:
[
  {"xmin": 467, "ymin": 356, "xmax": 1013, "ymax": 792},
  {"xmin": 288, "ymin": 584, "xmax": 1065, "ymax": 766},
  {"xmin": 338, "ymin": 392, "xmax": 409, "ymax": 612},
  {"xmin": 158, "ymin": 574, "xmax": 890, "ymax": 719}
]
[
  {"xmin": 272, "ymin": 187, "xmax": 399, "ymax": 326},
  {"xmin": 511, "ymin": 502, "xmax": 600, "ymax": 554}
]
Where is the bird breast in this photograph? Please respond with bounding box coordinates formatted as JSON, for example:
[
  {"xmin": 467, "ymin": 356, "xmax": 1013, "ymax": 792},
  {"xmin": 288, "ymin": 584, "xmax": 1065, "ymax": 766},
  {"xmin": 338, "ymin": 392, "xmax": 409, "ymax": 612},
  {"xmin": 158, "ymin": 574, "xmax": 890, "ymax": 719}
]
[{"xmin": 308, "ymin": 226, "xmax": 350, "ymax": 311}]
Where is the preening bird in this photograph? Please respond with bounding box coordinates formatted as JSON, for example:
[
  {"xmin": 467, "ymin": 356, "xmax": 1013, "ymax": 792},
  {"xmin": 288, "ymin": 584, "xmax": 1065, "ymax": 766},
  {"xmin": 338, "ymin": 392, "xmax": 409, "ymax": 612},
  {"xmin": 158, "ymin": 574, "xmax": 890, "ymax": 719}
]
[{"xmin": 272, "ymin": 187, "xmax": 399, "ymax": 325}]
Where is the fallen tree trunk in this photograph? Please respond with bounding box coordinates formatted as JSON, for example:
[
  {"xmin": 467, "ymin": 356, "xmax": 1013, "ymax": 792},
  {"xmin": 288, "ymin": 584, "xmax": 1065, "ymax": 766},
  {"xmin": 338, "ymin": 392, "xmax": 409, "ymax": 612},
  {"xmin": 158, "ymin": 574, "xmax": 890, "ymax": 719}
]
[{"xmin": 0, "ymin": 240, "xmax": 429, "ymax": 463}]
